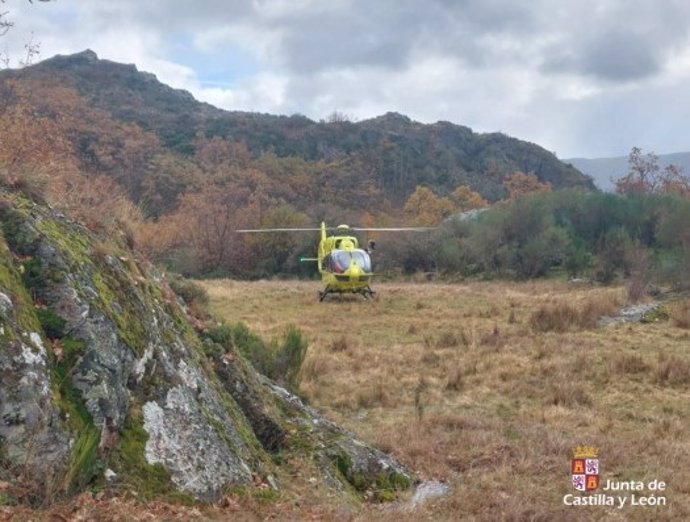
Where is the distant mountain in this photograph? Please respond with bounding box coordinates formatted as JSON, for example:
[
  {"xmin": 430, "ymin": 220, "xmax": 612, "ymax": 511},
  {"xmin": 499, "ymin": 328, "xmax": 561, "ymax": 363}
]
[
  {"xmin": 566, "ymin": 152, "xmax": 690, "ymax": 191},
  {"xmin": 1, "ymin": 50, "xmax": 595, "ymax": 215}
]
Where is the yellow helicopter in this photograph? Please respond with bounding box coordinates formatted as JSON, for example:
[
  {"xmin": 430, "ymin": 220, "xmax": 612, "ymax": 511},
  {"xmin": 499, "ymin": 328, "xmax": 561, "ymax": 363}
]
[{"xmin": 236, "ymin": 222, "xmax": 431, "ymax": 301}]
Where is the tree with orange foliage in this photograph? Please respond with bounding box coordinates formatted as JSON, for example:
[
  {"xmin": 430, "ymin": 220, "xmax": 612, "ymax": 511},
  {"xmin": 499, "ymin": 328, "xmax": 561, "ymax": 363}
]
[
  {"xmin": 0, "ymin": 81, "xmax": 78, "ymax": 199},
  {"xmin": 615, "ymin": 147, "xmax": 690, "ymax": 197},
  {"xmin": 614, "ymin": 147, "xmax": 660, "ymax": 194},
  {"xmin": 403, "ymin": 185, "xmax": 454, "ymax": 226},
  {"xmin": 450, "ymin": 185, "xmax": 488, "ymax": 212},
  {"xmin": 659, "ymin": 163, "xmax": 690, "ymax": 198},
  {"xmin": 503, "ymin": 171, "xmax": 552, "ymax": 199}
]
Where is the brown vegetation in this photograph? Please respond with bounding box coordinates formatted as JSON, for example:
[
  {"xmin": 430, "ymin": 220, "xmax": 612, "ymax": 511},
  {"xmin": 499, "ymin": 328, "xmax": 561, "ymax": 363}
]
[{"xmin": 195, "ymin": 279, "xmax": 690, "ymax": 521}]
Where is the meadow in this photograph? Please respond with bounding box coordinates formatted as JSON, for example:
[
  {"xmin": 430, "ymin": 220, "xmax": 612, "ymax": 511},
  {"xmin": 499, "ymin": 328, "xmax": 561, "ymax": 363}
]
[{"xmin": 199, "ymin": 278, "xmax": 690, "ymax": 521}]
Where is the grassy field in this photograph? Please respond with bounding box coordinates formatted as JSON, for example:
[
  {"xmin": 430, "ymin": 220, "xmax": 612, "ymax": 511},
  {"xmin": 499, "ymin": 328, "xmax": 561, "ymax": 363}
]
[{"xmin": 198, "ymin": 278, "xmax": 690, "ymax": 521}]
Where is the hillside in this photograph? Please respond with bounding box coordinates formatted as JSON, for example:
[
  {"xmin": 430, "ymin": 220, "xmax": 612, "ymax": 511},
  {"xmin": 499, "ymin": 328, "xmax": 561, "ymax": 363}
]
[
  {"xmin": 0, "ymin": 50, "xmax": 598, "ymax": 276},
  {"xmin": 567, "ymin": 152, "xmax": 690, "ymax": 191},
  {"xmin": 0, "ymin": 189, "xmax": 413, "ymax": 509},
  {"xmin": 2, "ymin": 50, "xmax": 594, "ymax": 205}
]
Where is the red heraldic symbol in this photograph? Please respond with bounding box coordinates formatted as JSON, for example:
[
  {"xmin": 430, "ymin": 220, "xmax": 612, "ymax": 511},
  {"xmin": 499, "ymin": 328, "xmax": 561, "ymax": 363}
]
[{"xmin": 571, "ymin": 446, "xmax": 600, "ymax": 492}]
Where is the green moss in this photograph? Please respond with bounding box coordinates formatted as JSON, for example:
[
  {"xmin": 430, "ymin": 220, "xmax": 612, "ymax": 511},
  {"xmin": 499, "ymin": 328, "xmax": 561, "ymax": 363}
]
[
  {"xmin": 2, "ymin": 197, "xmax": 153, "ymax": 358},
  {"xmin": 67, "ymin": 425, "xmax": 102, "ymax": 491},
  {"xmin": 207, "ymin": 378, "xmax": 271, "ymax": 465},
  {"xmin": 0, "ymin": 203, "xmax": 31, "ymax": 252},
  {"xmin": 20, "ymin": 257, "xmax": 44, "ymax": 291},
  {"xmin": 387, "ymin": 471, "xmax": 412, "ymax": 491},
  {"xmin": 372, "ymin": 470, "xmax": 412, "ymax": 502},
  {"xmin": 351, "ymin": 471, "xmax": 368, "ymax": 491},
  {"xmin": 335, "ymin": 451, "xmax": 352, "ymax": 479},
  {"xmin": 225, "ymin": 484, "xmax": 280, "ymax": 503},
  {"xmin": 641, "ymin": 306, "xmax": 670, "ymax": 323},
  {"xmin": 50, "ymin": 350, "xmax": 102, "ymax": 492},
  {"xmin": 0, "ymin": 237, "xmax": 42, "ymax": 335},
  {"xmin": 36, "ymin": 307, "xmax": 66, "ymax": 339},
  {"xmin": 109, "ymin": 410, "xmax": 193, "ymax": 503},
  {"xmin": 332, "ymin": 451, "xmax": 411, "ymax": 500},
  {"xmin": 30, "ymin": 211, "xmax": 93, "ymax": 266},
  {"xmin": 61, "ymin": 337, "xmax": 86, "ymax": 361},
  {"xmin": 90, "ymin": 271, "xmax": 148, "ymax": 356},
  {"xmin": 52, "ymin": 367, "xmax": 91, "ymax": 429}
]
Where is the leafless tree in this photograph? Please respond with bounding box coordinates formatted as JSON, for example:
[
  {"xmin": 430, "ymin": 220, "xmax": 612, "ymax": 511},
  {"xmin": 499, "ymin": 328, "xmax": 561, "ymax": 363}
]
[{"xmin": 0, "ymin": 0, "xmax": 52, "ymax": 67}]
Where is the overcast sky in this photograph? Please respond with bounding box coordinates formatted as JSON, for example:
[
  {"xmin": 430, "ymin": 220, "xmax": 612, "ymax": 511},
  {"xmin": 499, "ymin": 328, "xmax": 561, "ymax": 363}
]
[{"xmin": 3, "ymin": 0, "xmax": 690, "ymax": 158}]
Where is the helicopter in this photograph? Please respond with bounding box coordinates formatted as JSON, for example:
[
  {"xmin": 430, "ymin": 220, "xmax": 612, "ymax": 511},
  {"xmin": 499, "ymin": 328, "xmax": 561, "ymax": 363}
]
[{"xmin": 236, "ymin": 222, "xmax": 431, "ymax": 301}]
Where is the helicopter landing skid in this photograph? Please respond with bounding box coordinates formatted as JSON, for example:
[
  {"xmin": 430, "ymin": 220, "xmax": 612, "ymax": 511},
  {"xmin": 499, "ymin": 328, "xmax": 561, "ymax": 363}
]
[{"xmin": 319, "ymin": 286, "xmax": 376, "ymax": 302}]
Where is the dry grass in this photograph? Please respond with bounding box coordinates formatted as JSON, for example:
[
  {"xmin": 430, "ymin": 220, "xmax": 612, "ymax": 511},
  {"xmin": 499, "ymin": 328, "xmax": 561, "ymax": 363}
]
[
  {"xmin": 194, "ymin": 279, "xmax": 690, "ymax": 521},
  {"xmin": 669, "ymin": 298, "xmax": 690, "ymax": 329},
  {"xmin": 14, "ymin": 279, "xmax": 690, "ymax": 520}
]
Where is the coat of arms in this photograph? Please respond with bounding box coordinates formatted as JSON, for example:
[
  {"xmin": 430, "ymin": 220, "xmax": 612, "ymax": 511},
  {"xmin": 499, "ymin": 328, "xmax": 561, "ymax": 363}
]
[{"xmin": 571, "ymin": 446, "xmax": 599, "ymax": 492}]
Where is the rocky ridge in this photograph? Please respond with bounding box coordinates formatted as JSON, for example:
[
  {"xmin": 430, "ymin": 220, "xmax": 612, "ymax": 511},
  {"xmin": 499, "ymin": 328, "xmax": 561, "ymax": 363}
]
[{"xmin": 0, "ymin": 192, "xmax": 414, "ymax": 505}]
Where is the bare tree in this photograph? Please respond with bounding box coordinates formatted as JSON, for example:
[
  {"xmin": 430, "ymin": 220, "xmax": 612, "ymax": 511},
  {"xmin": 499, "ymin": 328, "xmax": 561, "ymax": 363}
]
[
  {"xmin": 0, "ymin": 0, "xmax": 52, "ymax": 68},
  {"xmin": 615, "ymin": 147, "xmax": 690, "ymax": 197}
]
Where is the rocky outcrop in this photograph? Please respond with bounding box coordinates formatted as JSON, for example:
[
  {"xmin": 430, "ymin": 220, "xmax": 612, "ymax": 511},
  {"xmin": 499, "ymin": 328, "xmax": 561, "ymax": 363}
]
[{"xmin": 0, "ymin": 193, "xmax": 414, "ymax": 504}]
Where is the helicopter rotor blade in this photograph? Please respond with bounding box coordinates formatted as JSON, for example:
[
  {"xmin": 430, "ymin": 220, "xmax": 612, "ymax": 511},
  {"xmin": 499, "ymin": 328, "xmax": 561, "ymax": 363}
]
[
  {"xmin": 350, "ymin": 227, "xmax": 435, "ymax": 232},
  {"xmin": 235, "ymin": 226, "xmax": 436, "ymax": 233},
  {"xmin": 235, "ymin": 228, "xmax": 321, "ymax": 233}
]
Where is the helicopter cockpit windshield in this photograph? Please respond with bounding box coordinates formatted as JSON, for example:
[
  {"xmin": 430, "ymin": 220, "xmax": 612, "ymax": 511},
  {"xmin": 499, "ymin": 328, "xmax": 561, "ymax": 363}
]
[{"xmin": 323, "ymin": 249, "xmax": 372, "ymax": 273}]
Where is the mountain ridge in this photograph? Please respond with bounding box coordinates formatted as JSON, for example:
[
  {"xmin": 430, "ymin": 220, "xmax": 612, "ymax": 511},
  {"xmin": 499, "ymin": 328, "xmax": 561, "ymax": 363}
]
[{"xmin": 2, "ymin": 49, "xmax": 596, "ymax": 205}]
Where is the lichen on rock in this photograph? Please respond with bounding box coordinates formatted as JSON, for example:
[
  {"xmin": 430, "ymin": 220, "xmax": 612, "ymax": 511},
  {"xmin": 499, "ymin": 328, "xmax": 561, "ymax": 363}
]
[{"xmin": 0, "ymin": 192, "xmax": 414, "ymax": 505}]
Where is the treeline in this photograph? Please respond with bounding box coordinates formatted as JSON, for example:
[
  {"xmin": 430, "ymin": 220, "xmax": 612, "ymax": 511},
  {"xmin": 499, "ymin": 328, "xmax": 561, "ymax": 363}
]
[
  {"xmin": 5, "ymin": 52, "xmax": 690, "ymax": 288},
  {"xmin": 160, "ymin": 188, "xmax": 690, "ymax": 291},
  {"xmin": 428, "ymin": 191, "xmax": 690, "ymax": 288}
]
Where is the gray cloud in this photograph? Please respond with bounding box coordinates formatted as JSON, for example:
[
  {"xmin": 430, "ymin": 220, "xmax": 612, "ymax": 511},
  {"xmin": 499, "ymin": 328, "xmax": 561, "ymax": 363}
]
[{"xmin": 4, "ymin": 0, "xmax": 690, "ymax": 157}]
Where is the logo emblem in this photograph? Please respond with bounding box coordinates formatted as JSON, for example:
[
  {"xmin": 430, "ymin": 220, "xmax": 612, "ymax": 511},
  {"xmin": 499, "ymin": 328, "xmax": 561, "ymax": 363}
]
[{"xmin": 571, "ymin": 446, "xmax": 599, "ymax": 492}]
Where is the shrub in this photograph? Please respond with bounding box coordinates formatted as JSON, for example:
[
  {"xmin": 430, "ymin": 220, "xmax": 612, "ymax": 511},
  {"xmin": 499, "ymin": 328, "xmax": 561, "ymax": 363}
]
[
  {"xmin": 529, "ymin": 303, "xmax": 580, "ymax": 333},
  {"xmin": 656, "ymin": 353, "xmax": 690, "ymax": 386},
  {"xmin": 669, "ymin": 299, "xmax": 690, "ymax": 329},
  {"xmin": 611, "ymin": 354, "xmax": 650, "ymax": 375},
  {"xmin": 272, "ymin": 325, "xmax": 308, "ymax": 391},
  {"xmin": 205, "ymin": 322, "xmax": 308, "ymax": 392},
  {"xmin": 529, "ymin": 295, "xmax": 619, "ymax": 332},
  {"xmin": 168, "ymin": 274, "xmax": 209, "ymax": 308}
]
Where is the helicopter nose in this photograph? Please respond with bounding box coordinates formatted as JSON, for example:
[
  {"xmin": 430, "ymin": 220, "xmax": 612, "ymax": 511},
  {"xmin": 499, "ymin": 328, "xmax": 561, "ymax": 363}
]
[{"xmin": 349, "ymin": 262, "xmax": 363, "ymax": 279}]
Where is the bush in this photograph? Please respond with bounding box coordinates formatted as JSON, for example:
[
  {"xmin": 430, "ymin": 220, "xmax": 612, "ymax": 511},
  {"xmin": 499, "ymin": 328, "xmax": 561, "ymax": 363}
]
[
  {"xmin": 168, "ymin": 274, "xmax": 209, "ymax": 308},
  {"xmin": 669, "ymin": 299, "xmax": 690, "ymax": 329},
  {"xmin": 530, "ymin": 303, "xmax": 580, "ymax": 332},
  {"xmin": 529, "ymin": 295, "xmax": 619, "ymax": 332},
  {"xmin": 206, "ymin": 322, "xmax": 308, "ymax": 392},
  {"xmin": 273, "ymin": 326, "xmax": 308, "ymax": 391}
]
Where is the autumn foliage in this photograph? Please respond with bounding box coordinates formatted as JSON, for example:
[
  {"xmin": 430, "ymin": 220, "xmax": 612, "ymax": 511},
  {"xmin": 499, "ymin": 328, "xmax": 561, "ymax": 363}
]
[
  {"xmin": 615, "ymin": 147, "xmax": 690, "ymax": 197},
  {"xmin": 4, "ymin": 53, "xmax": 690, "ymax": 282},
  {"xmin": 503, "ymin": 171, "xmax": 552, "ymax": 199}
]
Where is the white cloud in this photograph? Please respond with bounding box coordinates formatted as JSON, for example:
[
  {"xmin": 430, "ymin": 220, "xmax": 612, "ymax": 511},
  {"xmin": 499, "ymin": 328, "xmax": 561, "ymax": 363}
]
[
  {"xmin": 194, "ymin": 72, "xmax": 289, "ymax": 113},
  {"xmin": 3, "ymin": 0, "xmax": 690, "ymax": 157}
]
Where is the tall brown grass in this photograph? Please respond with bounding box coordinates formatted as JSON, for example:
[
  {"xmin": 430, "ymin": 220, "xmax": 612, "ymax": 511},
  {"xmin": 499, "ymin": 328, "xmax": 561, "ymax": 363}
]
[{"xmin": 17, "ymin": 279, "xmax": 679, "ymax": 521}]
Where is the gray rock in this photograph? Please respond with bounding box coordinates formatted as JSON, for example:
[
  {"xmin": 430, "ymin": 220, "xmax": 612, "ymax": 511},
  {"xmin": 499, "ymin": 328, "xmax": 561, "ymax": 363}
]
[
  {"xmin": 0, "ymin": 196, "xmax": 414, "ymax": 504},
  {"xmin": 599, "ymin": 302, "xmax": 661, "ymax": 326}
]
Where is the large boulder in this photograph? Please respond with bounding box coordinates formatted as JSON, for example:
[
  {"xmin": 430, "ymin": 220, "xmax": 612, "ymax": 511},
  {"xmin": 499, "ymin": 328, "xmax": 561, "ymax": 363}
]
[{"xmin": 0, "ymin": 193, "xmax": 414, "ymax": 504}]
